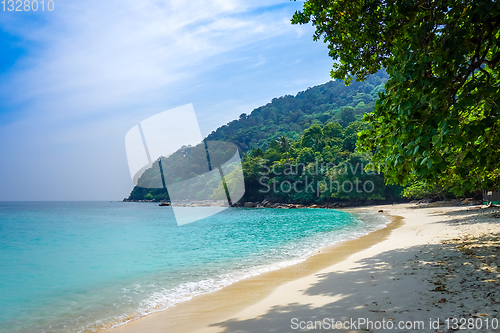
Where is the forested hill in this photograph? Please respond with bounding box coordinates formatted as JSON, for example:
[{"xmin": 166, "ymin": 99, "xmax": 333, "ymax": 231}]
[
  {"xmin": 205, "ymin": 71, "xmax": 387, "ymax": 152},
  {"xmin": 127, "ymin": 71, "xmax": 393, "ymax": 202}
]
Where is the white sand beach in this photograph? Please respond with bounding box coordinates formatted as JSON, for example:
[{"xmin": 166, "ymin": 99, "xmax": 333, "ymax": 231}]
[{"xmin": 111, "ymin": 203, "xmax": 500, "ymax": 333}]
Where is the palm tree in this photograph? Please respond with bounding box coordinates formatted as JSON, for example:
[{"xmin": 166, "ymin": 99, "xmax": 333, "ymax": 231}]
[{"xmin": 279, "ymin": 135, "xmax": 290, "ymax": 153}]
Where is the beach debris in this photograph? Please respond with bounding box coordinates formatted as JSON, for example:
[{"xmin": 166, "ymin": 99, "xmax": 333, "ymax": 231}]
[{"xmin": 378, "ymin": 209, "xmax": 384, "ymax": 212}]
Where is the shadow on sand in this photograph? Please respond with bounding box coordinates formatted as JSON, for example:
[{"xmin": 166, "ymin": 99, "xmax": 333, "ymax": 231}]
[{"xmin": 209, "ymin": 209, "xmax": 500, "ymax": 333}]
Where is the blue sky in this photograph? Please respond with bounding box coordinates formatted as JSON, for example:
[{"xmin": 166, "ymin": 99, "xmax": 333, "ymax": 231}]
[{"xmin": 0, "ymin": 0, "xmax": 333, "ymax": 201}]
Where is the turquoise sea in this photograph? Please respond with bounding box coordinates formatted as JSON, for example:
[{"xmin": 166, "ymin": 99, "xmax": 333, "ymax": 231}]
[{"xmin": 0, "ymin": 202, "xmax": 388, "ymax": 332}]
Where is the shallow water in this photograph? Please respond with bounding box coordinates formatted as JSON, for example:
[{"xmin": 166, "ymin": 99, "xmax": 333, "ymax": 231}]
[{"xmin": 0, "ymin": 202, "xmax": 387, "ymax": 332}]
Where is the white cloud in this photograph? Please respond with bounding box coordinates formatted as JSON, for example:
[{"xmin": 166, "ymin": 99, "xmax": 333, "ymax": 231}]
[{"xmin": 1, "ymin": 0, "xmax": 297, "ymax": 121}]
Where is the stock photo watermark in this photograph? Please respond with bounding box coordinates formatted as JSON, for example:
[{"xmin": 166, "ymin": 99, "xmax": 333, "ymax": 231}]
[
  {"xmin": 124, "ymin": 105, "xmax": 387, "ymax": 225},
  {"xmin": 124, "ymin": 104, "xmax": 246, "ymax": 226},
  {"xmin": 258, "ymin": 160, "xmax": 387, "ymax": 197},
  {"xmin": 2, "ymin": 0, "xmax": 54, "ymax": 11},
  {"xmin": 291, "ymin": 317, "xmax": 500, "ymax": 331}
]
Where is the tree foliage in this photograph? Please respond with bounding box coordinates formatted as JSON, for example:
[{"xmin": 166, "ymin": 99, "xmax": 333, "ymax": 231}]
[
  {"xmin": 293, "ymin": 0, "xmax": 500, "ymax": 193},
  {"xmin": 240, "ymin": 121, "xmax": 402, "ymax": 204}
]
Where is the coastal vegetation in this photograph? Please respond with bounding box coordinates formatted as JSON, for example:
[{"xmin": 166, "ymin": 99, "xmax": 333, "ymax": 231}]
[{"xmin": 292, "ymin": 0, "xmax": 500, "ymax": 196}]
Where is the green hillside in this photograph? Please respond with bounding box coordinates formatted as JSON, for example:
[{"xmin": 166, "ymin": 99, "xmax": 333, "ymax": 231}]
[
  {"xmin": 205, "ymin": 71, "xmax": 387, "ymax": 152},
  {"xmin": 127, "ymin": 71, "xmax": 404, "ymax": 203}
]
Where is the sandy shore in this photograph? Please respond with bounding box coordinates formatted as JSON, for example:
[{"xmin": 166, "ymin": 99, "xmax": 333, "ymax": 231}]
[{"xmin": 111, "ymin": 203, "xmax": 500, "ymax": 333}]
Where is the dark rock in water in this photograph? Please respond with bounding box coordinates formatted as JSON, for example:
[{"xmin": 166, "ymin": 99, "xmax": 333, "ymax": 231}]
[
  {"xmin": 244, "ymin": 202, "xmax": 256, "ymax": 208},
  {"xmin": 378, "ymin": 210, "xmax": 384, "ymax": 213},
  {"xmin": 159, "ymin": 202, "xmax": 171, "ymax": 206}
]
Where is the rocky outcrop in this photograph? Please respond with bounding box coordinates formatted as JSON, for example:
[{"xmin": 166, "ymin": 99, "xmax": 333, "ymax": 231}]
[
  {"xmin": 123, "ymin": 198, "xmax": 156, "ymax": 203},
  {"xmin": 235, "ymin": 200, "xmax": 342, "ymax": 209}
]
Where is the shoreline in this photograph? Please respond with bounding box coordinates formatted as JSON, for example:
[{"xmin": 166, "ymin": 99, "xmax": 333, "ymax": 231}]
[
  {"xmin": 121, "ymin": 199, "xmax": 408, "ymax": 209},
  {"xmin": 111, "ymin": 203, "xmax": 500, "ymax": 332},
  {"xmin": 110, "ymin": 208, "xmax": 402, "ymax": 333}
]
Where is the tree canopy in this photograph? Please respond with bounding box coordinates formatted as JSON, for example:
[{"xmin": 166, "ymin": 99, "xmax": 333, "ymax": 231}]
[{"xmin": 292, "ymin": 0, "xmax": 500, "ymax": 194}]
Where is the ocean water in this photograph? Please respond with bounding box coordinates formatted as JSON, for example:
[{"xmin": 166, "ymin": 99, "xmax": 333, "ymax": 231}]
[{"xmin": 0, "ymin": 202, "xmax": 388, "ymax": 332}]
